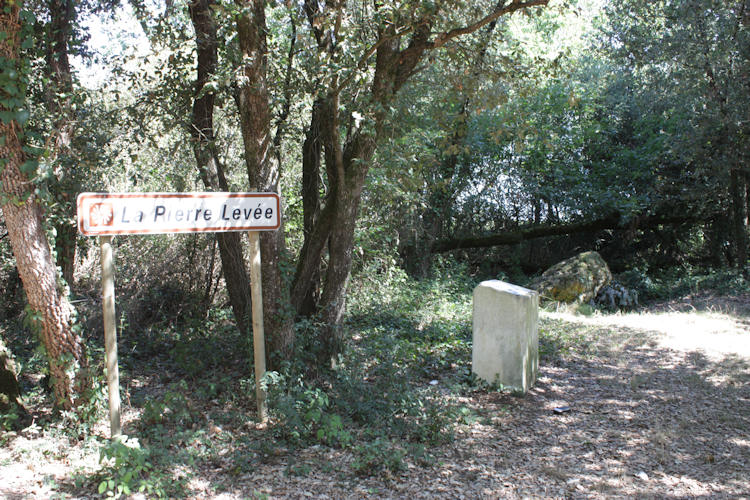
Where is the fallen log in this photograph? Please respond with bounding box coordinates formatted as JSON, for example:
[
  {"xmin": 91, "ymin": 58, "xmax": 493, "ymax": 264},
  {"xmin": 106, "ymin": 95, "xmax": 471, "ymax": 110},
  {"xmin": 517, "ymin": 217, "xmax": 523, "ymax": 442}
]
[{"xmin": 432, "ymin": 213, "xmax": 701, "ymax": 253}]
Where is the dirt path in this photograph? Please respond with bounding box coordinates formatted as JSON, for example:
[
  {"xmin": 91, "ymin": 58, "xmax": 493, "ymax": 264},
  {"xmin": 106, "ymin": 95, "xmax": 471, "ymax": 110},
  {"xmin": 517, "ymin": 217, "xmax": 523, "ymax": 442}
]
[
  {"xmin": 1, "ymin": 304, "xmax": 749, "ymax": 499},
  {"xmin": 211, "ymin": 310, "xmax": 750, "ymax": 499}
]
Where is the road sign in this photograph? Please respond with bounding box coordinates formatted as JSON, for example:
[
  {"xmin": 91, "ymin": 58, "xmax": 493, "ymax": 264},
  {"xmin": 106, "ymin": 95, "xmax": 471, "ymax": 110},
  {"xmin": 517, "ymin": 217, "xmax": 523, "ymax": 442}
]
[
  {"xmin": 77, "ymin": 192, "xmax": 280, "ymax": 236},
  {"xmin": 77, "ymin": 191, "xmax": 279, "ymax": 436}
]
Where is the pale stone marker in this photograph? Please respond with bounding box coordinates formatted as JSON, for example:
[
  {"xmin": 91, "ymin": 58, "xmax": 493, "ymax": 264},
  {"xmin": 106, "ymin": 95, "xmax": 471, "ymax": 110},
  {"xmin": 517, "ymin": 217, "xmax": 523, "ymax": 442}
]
[{"xmin": 472, "ymin": 280, "xmax": 539, "ymax": 393}]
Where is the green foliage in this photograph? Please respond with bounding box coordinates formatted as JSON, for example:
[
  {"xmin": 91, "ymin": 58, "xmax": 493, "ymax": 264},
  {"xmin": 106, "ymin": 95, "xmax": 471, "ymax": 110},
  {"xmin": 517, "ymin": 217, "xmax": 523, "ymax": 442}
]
[
  {"xmin": 0, "ymin": 396, "xmax": 21, "ymax": 431},
  {"xmin": 0, "ymin": 9, "xmax": 33, "ymax": 127},
  {"xmin": 261, "ymin": 264, "xmax": 475, "ymax": 461},
  {"xmin": 265, "ymin": 373, "xmax": 352, "ymax": 447},
  {"xmin": 142, "ymin": 381, "xmax": 197, "ymax": 428},
  {"xmin": 95, "ymin": 435, "xmax": 169, "ymax": 498},
  {"xmin": 61, "ymin": 373, "xmax": 108, "ymax": 437},
  {"xmin": 351, "ymin": 437, "xmax": 407, "ymax": 477},
  {"xmin": 619, "ymin": 266, "xmax": 750, "ymax": 303}
]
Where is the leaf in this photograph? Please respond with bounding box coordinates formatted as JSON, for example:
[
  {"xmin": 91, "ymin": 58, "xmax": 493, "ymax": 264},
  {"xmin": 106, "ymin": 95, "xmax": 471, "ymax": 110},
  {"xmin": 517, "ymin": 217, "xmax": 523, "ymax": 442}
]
[
  {"xmin": 98, "ymin": 481, "xmax": 108, "ymax": 494},
  {"xmin": 0, "ymin": 111, "xmax": 15, "ymax": 124},
  {"xmin": 15, "ymin": 109, "xmax": 29, "ymax": 125},
  {"xmin": 19, "ymin": 159, "xmax": 37, "ymax": 176}
]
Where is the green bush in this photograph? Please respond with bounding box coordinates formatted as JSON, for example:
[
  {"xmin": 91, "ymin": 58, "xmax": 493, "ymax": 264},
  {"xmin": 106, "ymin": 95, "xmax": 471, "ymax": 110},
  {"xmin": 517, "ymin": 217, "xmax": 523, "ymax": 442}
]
[
  {"xmin": 95, "ymin": 436, "xmax": 168, "ymax": 498},
  {"xmin": 265, "ymin": 372, "xmax": 352, "ymax": 447},
  {"xmin": 351, "ymin": 437, "xmax": 407, "ymax": 477},
  {"xmin": 619, "ymin": 266, "xmax": 749, "ymax": 302},
  {"xmin": 141, "ymin": 381, "xmax": 196, "ymax": 428}
]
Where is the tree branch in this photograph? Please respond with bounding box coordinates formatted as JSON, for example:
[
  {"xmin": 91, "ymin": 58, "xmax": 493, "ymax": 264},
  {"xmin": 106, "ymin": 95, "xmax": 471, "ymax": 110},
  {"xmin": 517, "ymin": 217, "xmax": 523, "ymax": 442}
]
[
  {"xmin": 273, "ymin": 10, "xmax": 297, "ymax": 156},
  {"xmin": 428, "ymin": 0, "xmax": 549, "ymax": 50}
]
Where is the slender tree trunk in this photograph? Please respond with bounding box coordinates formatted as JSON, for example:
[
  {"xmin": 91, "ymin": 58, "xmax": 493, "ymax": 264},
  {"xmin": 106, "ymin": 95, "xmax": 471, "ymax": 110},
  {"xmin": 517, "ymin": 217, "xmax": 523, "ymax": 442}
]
[
  {"xmin": 312, "ymin": 92, "xmax": 377, "ymax": 360},
  {"xmin": 291, "ymin": 196, "xmax": 335, "ymax": 313},
  {"xmin": 44, "ymin": 0, "xmax": 77, "ymax": 287},
  {"xmin": 317, "ymin": 172, "xmax": 367, "ymax": 358},
  {"xmin": 1, "ymin": 2, "xmax": 88, "ymax": 410},
  {"xmin": 189, "ymin": 0, "xmax": 252, "ymax": 336},
  {"xmin": 236, "ymin": 0, "xmax": 294, "ymax": 363},
  {"xmin": 298, "ymin": 100, "xmax": 324, "ymax": 316},
  {"xmin": 730, "ymin": 167, "xmax": 748, "ymax": 268}
]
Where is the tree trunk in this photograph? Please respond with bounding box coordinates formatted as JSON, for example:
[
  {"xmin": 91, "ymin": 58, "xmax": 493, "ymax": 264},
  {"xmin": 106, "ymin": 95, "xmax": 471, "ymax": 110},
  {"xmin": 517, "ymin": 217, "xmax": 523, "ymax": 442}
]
[
  {"xmin": 298, "ymin": 99, "xmax": 324, "ymax": 316},
  {"xmin": 313, "ymin": 91, "xmax": 376, "ymax": 360},
  {"xmin": 44, "ymin": 0, "xmax": 77, "ymax": 288},
  {"xmin": 1, "ymin": 0, "xmax": 88, "ymax": 410},
  {"xmin": 317, "ymin": 173, "xmax": 367, "ymax": 359},
  {"xmin": 730, "ymin": 168, "xmax": 748, "ymax": 268},
  {"xmin": 236, "ymin": 0, "xmax": 295, "ymax": 363},
  {"xmin": 292, "ymin": 1, "xmax": 550, "ymax": 358},
  {"xmin": 189, "ymin": 0, "xmax": 252, "ymax": 336}
]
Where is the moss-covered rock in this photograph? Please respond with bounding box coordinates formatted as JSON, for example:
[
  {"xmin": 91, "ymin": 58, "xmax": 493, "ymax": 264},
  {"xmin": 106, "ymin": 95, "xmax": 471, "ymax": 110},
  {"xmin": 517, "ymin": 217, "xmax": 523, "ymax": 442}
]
[{"xmin": 530, "ymin": 251, "xmax": 612, "ymax": 303}]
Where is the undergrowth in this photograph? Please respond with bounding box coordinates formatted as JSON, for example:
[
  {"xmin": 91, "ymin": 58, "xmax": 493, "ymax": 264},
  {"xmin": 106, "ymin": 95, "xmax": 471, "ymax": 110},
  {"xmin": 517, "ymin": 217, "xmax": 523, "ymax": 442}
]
[
  {"xmin": 618, "ymin": 265, "xmax": 749, "ymax": 302},
  {"xmin": 4, "ymin": 261, "xmax": 745, "ymax": 495}
]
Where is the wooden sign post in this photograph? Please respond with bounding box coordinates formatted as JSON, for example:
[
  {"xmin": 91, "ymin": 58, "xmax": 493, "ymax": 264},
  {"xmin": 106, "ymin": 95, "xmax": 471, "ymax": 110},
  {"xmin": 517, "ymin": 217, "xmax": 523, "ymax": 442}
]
[
  {"xmin": 247, "ymin": 231, "xmax": 267, "ymax": 420},
  {"xmin": 100, "ymin": 235, "xmax": 121, "ymax": 437},
  {"xmin": 77, "ymin": 192, "xmax": 281, "ymax": 437}
]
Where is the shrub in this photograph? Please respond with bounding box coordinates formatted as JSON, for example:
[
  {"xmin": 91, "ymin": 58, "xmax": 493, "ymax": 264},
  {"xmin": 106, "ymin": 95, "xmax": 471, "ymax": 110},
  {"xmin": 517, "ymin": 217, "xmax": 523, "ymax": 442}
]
[{"xmin": 95, "ymin": 436, "xmax": 169, "ymax": 498}]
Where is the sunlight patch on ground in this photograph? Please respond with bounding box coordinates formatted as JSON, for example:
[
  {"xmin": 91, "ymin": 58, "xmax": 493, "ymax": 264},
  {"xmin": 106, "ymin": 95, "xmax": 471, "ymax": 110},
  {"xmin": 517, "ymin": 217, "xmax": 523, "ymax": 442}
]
[{"xmin": 541, "ymin": 310, "xmax": 750, "ymax": 360}]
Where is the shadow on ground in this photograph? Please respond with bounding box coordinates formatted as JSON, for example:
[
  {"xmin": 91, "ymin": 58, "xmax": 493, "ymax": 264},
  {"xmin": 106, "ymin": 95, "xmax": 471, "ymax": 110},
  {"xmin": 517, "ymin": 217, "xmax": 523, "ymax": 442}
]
[{"xmin": 6, "ymin": 307, "xmax": 748, "ymax": 499}]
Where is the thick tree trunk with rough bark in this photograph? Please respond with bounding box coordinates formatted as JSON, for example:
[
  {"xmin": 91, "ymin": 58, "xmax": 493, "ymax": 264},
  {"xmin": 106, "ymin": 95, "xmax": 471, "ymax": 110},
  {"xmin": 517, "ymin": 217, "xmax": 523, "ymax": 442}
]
[
  {"xmin": 189, "ymin": 0, "xmax": 252, "ymax": 336},
  {"xmin": 235, "ymin": 0, "xmax": 295, "ymax": 363},
  {"xmin": 1, "ymin": 2, "xmax": 88, "ymax": 410}
]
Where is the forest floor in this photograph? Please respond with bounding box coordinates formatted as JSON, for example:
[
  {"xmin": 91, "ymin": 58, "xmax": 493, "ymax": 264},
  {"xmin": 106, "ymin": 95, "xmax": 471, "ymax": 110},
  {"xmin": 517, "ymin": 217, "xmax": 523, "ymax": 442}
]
[{"xmin": 1, "ymin": 289, "xmax": 749, "ymax": 499}]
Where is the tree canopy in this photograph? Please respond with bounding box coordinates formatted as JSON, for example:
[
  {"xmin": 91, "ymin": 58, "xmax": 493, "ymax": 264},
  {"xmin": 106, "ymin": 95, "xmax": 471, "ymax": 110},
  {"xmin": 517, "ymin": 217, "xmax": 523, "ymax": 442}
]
[{"xmin": 0, "ymin": 0, "xmax": 747, "ymax": 410}]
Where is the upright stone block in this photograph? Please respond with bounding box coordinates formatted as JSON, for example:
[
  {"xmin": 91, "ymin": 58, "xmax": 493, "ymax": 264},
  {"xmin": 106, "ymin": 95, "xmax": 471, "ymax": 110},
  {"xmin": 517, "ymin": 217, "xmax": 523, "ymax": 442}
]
[{"xmin": 472, "ymin": 280, "xmax": 539, "ymax": 393}]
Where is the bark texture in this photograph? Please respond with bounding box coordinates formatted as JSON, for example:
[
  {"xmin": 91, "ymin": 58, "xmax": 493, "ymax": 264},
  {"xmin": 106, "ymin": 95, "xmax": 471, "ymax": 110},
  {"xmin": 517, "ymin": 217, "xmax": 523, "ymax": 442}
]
[
  {"xmin": 1, "ymin": 2, "xmax": 88, "ymax": 410},
  {"xmin": 298, "ymin": 99, "xmax": 323, "ymax": 317},
  {"xmin": 236, "ymin": 0, "xmax": 295, "ymax": 362},
  {"xmin": 189, "ymin": 0, "xmax": 252, "ymax": 336}
]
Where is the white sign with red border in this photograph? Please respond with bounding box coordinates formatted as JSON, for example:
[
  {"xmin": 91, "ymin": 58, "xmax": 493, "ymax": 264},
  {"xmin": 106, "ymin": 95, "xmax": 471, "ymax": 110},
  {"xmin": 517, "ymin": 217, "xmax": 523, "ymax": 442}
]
[{"xmin": 77, "ymin": 192, "xmax": 281, "ymax": 236}]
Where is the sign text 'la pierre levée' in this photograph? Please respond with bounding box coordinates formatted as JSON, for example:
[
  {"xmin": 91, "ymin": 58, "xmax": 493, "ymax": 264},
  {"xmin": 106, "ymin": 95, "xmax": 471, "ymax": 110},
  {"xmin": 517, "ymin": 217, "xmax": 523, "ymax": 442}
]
[{"xmin": 77, "ymin": 192, "xmax": 280, "ymax": 236}]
